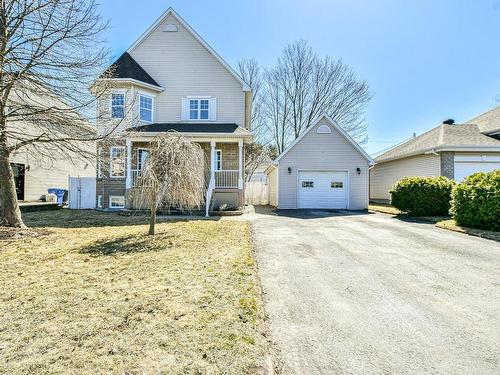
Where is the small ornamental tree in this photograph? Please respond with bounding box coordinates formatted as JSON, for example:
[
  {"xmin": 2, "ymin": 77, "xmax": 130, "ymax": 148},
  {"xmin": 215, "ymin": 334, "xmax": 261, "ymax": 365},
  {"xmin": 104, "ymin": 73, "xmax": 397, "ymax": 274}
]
[{"xmin": 131, "ymin": 133, "xmax": 206, "ymax": 235}]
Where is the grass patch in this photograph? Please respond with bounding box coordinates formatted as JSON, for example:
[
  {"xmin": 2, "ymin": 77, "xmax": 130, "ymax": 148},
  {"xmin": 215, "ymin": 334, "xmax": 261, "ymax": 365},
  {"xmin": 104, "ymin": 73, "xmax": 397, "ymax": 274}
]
[
  {"xmin": 368, "ymin": 203, "xmax": 401, "ymax": 215},
  {"xmin": 0, "ymin": 210, "xmax": 268, "ymax": 374},
  {"xmin": 369, "ymin": 204, "xmax": 447, "ymax": 223},
  {"xmin": 436, "ymin": 219, "xmax": 500, "ymax": 242}
]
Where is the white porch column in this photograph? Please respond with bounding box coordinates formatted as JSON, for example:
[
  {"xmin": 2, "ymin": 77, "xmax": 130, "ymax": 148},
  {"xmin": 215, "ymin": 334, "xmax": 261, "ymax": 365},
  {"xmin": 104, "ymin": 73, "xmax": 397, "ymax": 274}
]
[
  {"xmin": 125, "ymin": 139, "xmax": 132, "ymax": 189},
  {"xmin": 210, "ymin": 140, "xmax": 216, "ymax": 186},
  {"xmin": 238, "ymin": 139, "xmax": 243, "ymax": 189},
  {"xmin": 206, "ymin": 140, "xmax": 216, "ymax": 217}
]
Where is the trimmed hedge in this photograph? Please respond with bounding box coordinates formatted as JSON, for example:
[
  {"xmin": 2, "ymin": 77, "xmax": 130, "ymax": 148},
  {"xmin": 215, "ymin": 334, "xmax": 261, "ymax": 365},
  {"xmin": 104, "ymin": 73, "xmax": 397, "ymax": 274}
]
[
  {"xmin": 450, "ymin": 170, "xmax": 500, "ymax": 231},
  {"xmin": 390, "ymin": 176, "xmax": 455, "ymax": 216}
]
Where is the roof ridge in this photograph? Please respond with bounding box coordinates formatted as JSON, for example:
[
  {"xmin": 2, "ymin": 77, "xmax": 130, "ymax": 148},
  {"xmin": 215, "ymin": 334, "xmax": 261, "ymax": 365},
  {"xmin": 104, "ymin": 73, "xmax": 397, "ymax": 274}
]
[{"xmin": 466, "ymin": 105, "xmax": 500, "ymax": 124}]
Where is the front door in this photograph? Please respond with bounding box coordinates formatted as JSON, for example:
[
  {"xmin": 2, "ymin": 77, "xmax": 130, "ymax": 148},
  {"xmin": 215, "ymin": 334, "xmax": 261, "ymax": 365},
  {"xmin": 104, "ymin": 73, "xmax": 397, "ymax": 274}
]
[{"xmin": 11, "ymin": 163, "xmax": 25, "ymax": 201}]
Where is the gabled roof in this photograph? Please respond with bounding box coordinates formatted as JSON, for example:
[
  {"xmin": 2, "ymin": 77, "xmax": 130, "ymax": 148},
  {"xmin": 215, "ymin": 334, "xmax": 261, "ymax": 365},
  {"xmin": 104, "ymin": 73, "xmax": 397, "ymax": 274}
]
[
  {"xmin": 466, "ymin": 105, "xmax": 500, "ymax": 134},
  {"xmin": 375, "ymin": 122, "xmax": 500, "ymax": 163},
  {"xmin": 100, "ymin": 52, "xmax": 162, "ymax": 90},
  {"xmin": 273, "ymin": 114, "xmax": 374, "ymax": 165},
  {"xmin": 126, "ymin": 7, "xmax": 250, "ymax": 92}
]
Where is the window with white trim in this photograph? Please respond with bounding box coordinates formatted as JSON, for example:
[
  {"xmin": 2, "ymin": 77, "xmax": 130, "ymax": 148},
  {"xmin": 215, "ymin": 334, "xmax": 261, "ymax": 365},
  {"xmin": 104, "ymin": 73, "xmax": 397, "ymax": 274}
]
[
  {"xmin": 215, "ymin": 149, "xmax": 222, "ymax": 170},
  {"xmin": 302, "ymin": 181, "xmax": 314, "ymax": 188},
  {"xmin": 137, "ymin": 148, "xmax": 149, "ymax": 170},
  {"xmin": 139, "ymin": 95, "xmax": 153, "ymax": 122},
  {"xmin": 109, "ymin": 195, "xmax": 125, "ymax": 208},
  {"xmin": 97, "ymin": 195, "xmax": 103, "ymax": 208},
  {"xmin": 331, "ymin": 182, "xmax": 344, "ymax": 188},
  {"xmin": 110, "ymin": 146, "xmax": 126, "ymax": 178},
  {"xmin": 189, "ymin": 99, "xmax": 209, "ymax": 120},
  {"xmin": 111, "ymin": 93, "xmax": 125, "ymax": 119}
]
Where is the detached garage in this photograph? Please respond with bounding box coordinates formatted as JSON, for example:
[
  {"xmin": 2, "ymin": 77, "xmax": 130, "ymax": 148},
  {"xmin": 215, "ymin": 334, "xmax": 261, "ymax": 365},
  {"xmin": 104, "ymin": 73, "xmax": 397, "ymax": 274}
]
[{"xmin": 266, "ymin": 114, "xmax": 374, "ymax": 210}]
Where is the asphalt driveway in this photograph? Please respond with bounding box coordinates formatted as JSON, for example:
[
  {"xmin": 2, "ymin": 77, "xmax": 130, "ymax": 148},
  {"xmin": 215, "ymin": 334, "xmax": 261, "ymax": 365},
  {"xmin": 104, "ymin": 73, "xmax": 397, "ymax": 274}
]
[{"xmin": 252, "ymin": 208, "xmax": 500, "ymax": 374}]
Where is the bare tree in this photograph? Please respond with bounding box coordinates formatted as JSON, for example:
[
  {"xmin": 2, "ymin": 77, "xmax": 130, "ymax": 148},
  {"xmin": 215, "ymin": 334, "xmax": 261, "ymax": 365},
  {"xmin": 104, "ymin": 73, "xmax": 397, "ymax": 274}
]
[
  {"xmin": 0, "ymin": 0, "xmax": 113, "ymax": 227},
  {"xmin": 262, "ymin": 66, "xmax": 292, "ymax": 154},
  {"xmin": 252, "ymin": 40, "xmax": 372, "ymax": 154},
  {"xmin": 130, "ymin": 133, "xmax": 206, "ymax": 235}
]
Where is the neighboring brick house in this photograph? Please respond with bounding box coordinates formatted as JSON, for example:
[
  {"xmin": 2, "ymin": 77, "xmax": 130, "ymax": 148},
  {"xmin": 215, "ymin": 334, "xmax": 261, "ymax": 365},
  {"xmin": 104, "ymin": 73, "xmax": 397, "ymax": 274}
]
[
  {"xmin": 370, "ymin": 107, "xmax": 500, "ymax": 202},
  {"xmin": 93, "ymin": 8, "xmax": 252, "ymax": 214}
]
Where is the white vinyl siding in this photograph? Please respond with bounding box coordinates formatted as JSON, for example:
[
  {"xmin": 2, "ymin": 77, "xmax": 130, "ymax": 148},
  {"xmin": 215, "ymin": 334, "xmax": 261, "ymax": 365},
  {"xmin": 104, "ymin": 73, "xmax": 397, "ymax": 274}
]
[
  {"xmin": 276, "ymin": 119, "xmax": 369, "ymax": 210},
  {"xmin": 369, "ymin": 154, "xmax": 441, "ymax": 201},
  {"xmin": 10, "ymin": 145, "xmax": 95, "ymax": 202},
  {"xmin": 129, "ymin": 13, "xmax": 244, "ymax": 125}
]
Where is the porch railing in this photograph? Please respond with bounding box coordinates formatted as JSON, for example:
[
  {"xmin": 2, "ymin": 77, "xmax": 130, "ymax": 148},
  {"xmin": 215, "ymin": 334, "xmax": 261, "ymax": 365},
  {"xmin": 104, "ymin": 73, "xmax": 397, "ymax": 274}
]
[
  {"xmin": 215, "ymin": 170, "xmax": 239, "ymax": 188},
  {"xmin": 131, "ymin": 169, "xmax": 239, "ymax": 189},
  {"xmin": 131, "ymin": 169, "xmax": 141, "ymax": 187}
]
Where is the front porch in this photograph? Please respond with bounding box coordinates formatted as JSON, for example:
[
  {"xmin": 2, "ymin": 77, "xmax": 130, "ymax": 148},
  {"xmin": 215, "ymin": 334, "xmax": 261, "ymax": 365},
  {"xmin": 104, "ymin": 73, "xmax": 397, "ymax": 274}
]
[{"xmin": 125, "ymin": 138, "xmax": 245, "ymax": 214}]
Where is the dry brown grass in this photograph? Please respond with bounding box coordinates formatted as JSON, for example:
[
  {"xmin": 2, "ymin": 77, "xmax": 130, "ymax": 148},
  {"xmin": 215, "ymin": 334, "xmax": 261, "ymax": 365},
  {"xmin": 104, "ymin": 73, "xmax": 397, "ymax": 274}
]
[
  {"xmin": 368, "ymin": 203, "xmax": 401, "ymax": 215},
  {"xmin": 436, "ymin": 219, "xmax": 500, "ymax": 242},
  {"xmin": 0, "ymin": 210, "xmax": 269, "ymax": 374}
]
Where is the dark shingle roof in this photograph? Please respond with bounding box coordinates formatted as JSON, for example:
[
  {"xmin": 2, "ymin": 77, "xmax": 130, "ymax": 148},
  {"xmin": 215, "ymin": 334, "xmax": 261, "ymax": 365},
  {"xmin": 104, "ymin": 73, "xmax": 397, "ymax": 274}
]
[
  {"xmin": 101, "ymin": 52, "xmax": 161, "ymax": 88},
  {"xmin": 132, "ymin": 123, "xmax": 243, "ymax": 133}
]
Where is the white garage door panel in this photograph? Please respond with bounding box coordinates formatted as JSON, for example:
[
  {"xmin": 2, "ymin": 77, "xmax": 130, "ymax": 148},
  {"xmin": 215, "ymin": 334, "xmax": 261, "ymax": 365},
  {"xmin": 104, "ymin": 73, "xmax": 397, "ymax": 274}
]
[
  {"xmin": 454, "ymin": 162, "xmax": 500, "ymax": 182},
  {"xmin": 298, "ymin": 171, "xmax": 348, "ymax": 209}
]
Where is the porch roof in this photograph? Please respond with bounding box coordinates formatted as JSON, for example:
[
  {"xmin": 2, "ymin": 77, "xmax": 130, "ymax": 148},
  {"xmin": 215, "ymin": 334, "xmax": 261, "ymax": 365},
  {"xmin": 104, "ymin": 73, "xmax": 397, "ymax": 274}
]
[{"xmin": 133, "ymin": 123, "xmax": 240, "ymax": 133}]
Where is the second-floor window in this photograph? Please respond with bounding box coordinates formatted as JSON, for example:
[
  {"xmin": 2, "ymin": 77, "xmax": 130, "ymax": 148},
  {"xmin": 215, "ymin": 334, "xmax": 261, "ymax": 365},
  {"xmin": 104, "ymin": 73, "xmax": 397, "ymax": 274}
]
[
  {"xmin": 189, "ymin": 99, "xmax": 209, "ymax": 120},
  {"xmin": 111, "ymin": 93, "xmax": 125, "ymax": 119},
  {"xmin": 139, "ymin": 95, "xmax": 153, "ymax": 122}
]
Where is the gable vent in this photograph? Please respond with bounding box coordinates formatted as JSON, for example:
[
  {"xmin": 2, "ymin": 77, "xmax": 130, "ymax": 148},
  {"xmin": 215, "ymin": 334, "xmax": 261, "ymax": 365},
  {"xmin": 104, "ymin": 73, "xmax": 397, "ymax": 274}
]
[{"xmin": 163, "ymin": 24, "xmax": 178, "ymax": 32}]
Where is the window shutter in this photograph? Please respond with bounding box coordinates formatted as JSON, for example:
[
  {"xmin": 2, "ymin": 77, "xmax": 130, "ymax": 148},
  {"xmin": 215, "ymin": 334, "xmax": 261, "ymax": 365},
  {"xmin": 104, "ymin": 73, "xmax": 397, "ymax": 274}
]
[
  {"xmin": 181, "ymin": 98, "xmax": 189, "ymax": 120},
  {"xmin": 209, "ymin": 98, "xmax": 217, "ymax": 121}
]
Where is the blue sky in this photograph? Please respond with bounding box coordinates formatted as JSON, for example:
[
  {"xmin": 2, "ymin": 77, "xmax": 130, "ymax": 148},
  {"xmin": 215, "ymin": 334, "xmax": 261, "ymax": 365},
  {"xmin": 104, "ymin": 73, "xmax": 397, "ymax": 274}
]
[{"xmin": 101, "ymin": 0, "xmax": 500, "ymax": 155}]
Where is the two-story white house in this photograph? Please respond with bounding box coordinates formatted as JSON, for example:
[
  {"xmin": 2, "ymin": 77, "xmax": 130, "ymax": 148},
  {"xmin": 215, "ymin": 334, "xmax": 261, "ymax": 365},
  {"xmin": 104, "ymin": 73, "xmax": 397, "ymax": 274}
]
[{"xmin": 93, "ymin": 8, "xmax": 253, "ymax": 214}]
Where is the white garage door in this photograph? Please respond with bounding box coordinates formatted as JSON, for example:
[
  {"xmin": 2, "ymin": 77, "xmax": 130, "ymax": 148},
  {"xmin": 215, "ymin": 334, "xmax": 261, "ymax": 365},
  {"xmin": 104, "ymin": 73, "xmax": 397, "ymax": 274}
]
[
  {"xmin": 454, "ymin": 162, "xmax": 500, "ymax": 182},
  {"xmin": 298, "ymin": 171, "xmax": 348, "ymax": 209}
]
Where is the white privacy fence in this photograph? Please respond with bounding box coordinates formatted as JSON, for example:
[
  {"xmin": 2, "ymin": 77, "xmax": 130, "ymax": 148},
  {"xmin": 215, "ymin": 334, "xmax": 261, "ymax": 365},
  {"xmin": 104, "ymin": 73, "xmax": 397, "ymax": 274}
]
[
  {"xmin": 245, "ymin": 181, "xmax": 268, "ymax": 205},
  {"xmin": 68, "ymin": 177, "xmax": 96, "ymax": 209}
]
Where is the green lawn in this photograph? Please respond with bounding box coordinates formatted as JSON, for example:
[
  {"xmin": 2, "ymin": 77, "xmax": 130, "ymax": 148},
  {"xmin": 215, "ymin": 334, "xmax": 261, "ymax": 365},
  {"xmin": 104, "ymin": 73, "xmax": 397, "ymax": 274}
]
[{"xmin": 0, "ymin": 210, "xmax": 269, "ymax": 374}]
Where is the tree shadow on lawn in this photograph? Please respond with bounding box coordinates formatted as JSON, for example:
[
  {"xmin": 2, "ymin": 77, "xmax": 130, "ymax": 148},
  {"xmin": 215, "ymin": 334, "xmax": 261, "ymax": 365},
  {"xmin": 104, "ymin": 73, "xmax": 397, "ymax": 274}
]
[
  {"xmin": 23, "ymin": 209, "xmax": 204, "ymax": 229},
  {"xmin": 80, "ymin": 232, "xmax": 179, "ymax": 256}
]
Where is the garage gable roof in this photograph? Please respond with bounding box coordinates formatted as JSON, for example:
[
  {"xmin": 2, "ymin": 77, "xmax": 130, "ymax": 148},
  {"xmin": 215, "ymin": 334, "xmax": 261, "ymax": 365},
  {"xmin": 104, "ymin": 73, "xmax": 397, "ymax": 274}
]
[{"xmin": 273, "ymin": 114, "xmax": 374, "ymax": 165}]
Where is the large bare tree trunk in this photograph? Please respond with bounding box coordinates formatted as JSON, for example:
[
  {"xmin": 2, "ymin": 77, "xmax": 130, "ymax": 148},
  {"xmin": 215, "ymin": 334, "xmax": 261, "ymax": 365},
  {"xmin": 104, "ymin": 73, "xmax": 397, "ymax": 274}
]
[{"xmin": 0, "ymin": 151, "xmax": 25, "ymax": 228}]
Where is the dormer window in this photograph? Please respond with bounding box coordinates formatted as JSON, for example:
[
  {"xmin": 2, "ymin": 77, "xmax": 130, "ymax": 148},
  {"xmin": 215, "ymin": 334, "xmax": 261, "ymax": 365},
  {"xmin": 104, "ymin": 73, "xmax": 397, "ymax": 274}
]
[
  {"xmin": 139, "ymin": 94, "xmax": 153, "ymax": 122},
  {"xmin": 190, "ymin": 99, "xmax": 209, "ymax": 120},
  {"xmin": 111, "ymin": 93, "xmax": 125, "ymax": 119}
]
